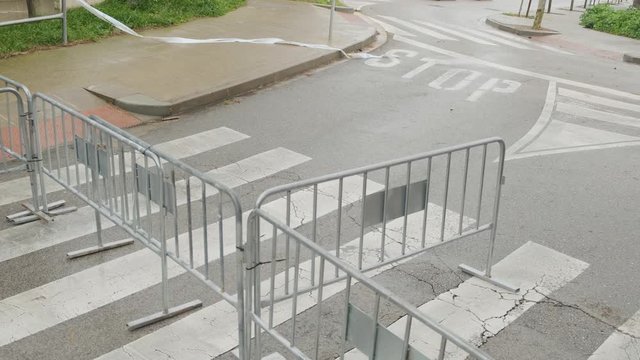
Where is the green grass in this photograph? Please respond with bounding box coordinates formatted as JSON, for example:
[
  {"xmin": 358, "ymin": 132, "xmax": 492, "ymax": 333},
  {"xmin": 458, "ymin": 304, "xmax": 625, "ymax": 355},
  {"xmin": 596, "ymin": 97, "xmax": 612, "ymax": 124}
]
[
  {"xmin": 580, "ymin": 4, "xmax": 640, "ymax": 39},
  {"xmin": 0, "ymin": 0, "xmax": 245, "ymax": 58}
]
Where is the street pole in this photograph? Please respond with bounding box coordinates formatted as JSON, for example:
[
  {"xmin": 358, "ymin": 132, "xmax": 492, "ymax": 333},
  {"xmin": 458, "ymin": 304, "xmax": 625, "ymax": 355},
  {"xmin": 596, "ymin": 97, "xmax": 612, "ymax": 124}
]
[
  {"xmin": 570, "ymin": 0, "xmax": 575, "ymax": 11},
  {"xmin": 518, "ymin": 0, "xmax": 525, "ymax": 16},
  {"xmin": 533, "ymin": 0, "xmax": 547, "ymax": 29},
  {"xmin": 328, "ymin": 0, "xmax": 336, "ymax": 43}
]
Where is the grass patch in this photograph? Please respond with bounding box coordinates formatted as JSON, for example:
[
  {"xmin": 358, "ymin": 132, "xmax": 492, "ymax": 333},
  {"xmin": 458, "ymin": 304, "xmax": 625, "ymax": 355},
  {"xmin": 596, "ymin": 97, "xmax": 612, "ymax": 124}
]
[
  {"xmin": 580, "ymin": 4, "xmax": 640, "ymax": 39},
  {"xmin": 0, "ymin": 0, "xmax": 245, "ymax": 58}
]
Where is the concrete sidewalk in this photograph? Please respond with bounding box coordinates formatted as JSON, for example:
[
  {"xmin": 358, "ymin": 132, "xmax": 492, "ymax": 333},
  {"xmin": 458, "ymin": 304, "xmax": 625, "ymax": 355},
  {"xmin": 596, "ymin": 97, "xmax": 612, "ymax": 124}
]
[
  {"xmin": 487, "ymin": 6, "xmax": 640, "ymax": 63},
  {"xmin": 0, "ymin": 0, "xmax": 377, "ymax": 125}
]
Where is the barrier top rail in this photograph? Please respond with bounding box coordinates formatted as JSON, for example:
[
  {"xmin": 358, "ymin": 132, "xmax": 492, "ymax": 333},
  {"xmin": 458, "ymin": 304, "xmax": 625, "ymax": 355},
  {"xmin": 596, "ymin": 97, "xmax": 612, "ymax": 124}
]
[
  {"xmin": 33, "ymin": 93, "xmax": 242, "ymax": 209},
  {"xmin": 0, "ymin": 87, "xmax": 27, "ymax": 161},
  {"xmin": 249, "ymin": 208, "xmax": 494, "ymax": 360},
  {"xmin": 256, "ymin": 137, "xmax": 505, "ymax": 207},
  {"xmin": 0, "ymin": 0, "xmax": 68, "ymax": 44},
  {"xmin": 87, "ymin": 114, "xmax": 243, "ymax": 211},
  {"xmin": 0, "ymin": 75, "xmax": 33, "ymax": 100}
]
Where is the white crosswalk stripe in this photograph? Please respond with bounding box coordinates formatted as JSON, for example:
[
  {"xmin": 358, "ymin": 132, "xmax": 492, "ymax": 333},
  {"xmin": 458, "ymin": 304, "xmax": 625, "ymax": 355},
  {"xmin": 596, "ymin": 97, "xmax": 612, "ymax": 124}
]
[
  {"xmin": 344, "ymin": 242, "xmax": 589, "ymax": 359},
  {"xmin": 375, "ymin": 16, "xmax": 570, "ymax": 55},
  {"xmin": 368, "ymin": 17, "xmax": 417, "ymax": 38},
  {"xmin": 413, "ymin": 20, "xmax": 498, "ymax": 46},
  {"xmin": 589, "ymin": 309, "xmax": 640, "ymax": 360},
  {"xmin": 378, "ymin": 16, "xmax": 458, "ymax": 41},
  {"xmin": 450, "ymin": 26, "xmax": 532, "ymax": 50},
  {"xmin": 475, "ymin": 26, "xmax": 573, "ymax": 55},
  {"xmin": 559, "ymin": 88, "xmax": 640, "ymax": 113}
]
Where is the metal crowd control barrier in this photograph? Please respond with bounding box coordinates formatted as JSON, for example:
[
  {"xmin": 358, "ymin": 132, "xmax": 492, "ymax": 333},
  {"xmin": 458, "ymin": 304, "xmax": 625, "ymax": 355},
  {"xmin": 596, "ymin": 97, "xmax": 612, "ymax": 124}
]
[
  {"xmin": 30, "ymin": 94, "xmax": 246, "ymax": 357},
  {"xmin": 246, "ymin": 138, "xmax": 515, "ymax": 359},
  {"xmin": 1, "ymin": 75, "xmax": 75, "ymax": 224},
  {"xmin": 0, "ymin": 0, "xmax": 67, "ymax": 44}
]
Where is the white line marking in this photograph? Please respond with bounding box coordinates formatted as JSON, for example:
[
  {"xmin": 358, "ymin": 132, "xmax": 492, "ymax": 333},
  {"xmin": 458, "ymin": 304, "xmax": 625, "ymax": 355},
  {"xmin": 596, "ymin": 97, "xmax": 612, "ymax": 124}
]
[
  {"xmin": 97, "ymin": 207, "xmax": 472, "ymax": 360},
  {"xmin": 344, "ymin": 242, "xmax": 589, "ymax": 360},
  {"xmin": 0, "ymin": 127, "xmax": 249, "ymax": 208},
  {"xmin": 559, "ymin": 88, "xmax": 640, "ymax": 113},
  {"xmin": 393, "ymin": 35, "xmax": 640, "ymax": 101},
  {"xmin": 402, "ymin": 59, "xmax": 439, "ymax": 79},
  {"xmin": 523, "ymin": 120, "xmax": 640, "ymax": 152},
  {"xmin": 429, "ymin": 69, "xmax": 482, "ymax": 91},
  {"xmin": 0, "ymin": 177, "xmax": 376, "ymax": 347},
  {"xmin": 467, "ymin": 79, "xmax": 522, "ymax": 102},
  {"xmin": 466, "ymin": 78, "xmax": 500, "ymax": 102},
  {"xmin": 378, "ymin": 16, "xmax": 458, "ymax": 41},
  {"xmin": 368, "ymin": 17, "xmax": 416, "ymax": 38},
  {"xmin": 506, "ymin": 81, "xmax": 556, "ymax": 160},
  {"xmin": 508, "ymin": 120, "xmax": 640, "ymax": 160},
  {"xmin": 449, "ymin": 26, "xmax": 531, "ymax": 50},
  {"xmin": 589, "ymin": 309, "xmax": 640, "ymax": 360},
  {"xmin": 0, "ymin": 148, "xmax": 310, "ymax": 263},
  {"xmin": 365, "ymin": 49, "xmax": 418, "ymax": 68},
  {"xmin": 413, "ymin": 20, "xmax": 497, "ymax": 45},
  {"xmin": 556, "ymin": 102, "xmax": 640, "ymax": 129}
]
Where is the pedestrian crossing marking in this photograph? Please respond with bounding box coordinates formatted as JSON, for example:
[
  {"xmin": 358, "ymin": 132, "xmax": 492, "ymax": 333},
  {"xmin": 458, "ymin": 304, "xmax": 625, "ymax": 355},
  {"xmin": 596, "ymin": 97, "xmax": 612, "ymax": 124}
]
[
  {"xmin": 0, "ymin": 127, "xmax": 249, "ymax": 208},
  {"xmin": 0, "ymin": 147, "xmax": 310, "ymax": 263},
  {"xmin": 97, "ymin": 206, "xmax": 472, "ymax": 360},
  {"xmin": 475, "ymin": 26, "xmax": 573, "ymax": 55},
  {"xmin": 344, "ymin": 242, "xmax": 589, "ymax": 359},
  {"xmin": 556, "ymin": 102, "xmax": 640, "ymax": 129},
  {"xmin": 368, "ymin": 17, "xmax": 416, "ymax": 38},
  {"xmin": 589, "ymin": 308, "xmax": 640, "ymax": 359},
  {"xmin": 559, "ymin": 88, "xmax": 640, "ymax": 113},
  {"xmin": 413, "ymin": 20, "xmax": 498, "ymax": 46},
  {"xmin": 378, "ymin": 16, "xmax": 458, "ymax": 41},
  {"xmin": 449, "ymin": 26, "xmax": 532, "ymax": 50},
  {"xmin": 507, "ymin": 82, "xmax": 640, "ymax": 161},
  {"xmin": 0, "ymin": 176, "xmax": 380, "ymax": 347},
  {"xmin": 524, "ymin": 120, "xmax": 640, "ymax": 153}
]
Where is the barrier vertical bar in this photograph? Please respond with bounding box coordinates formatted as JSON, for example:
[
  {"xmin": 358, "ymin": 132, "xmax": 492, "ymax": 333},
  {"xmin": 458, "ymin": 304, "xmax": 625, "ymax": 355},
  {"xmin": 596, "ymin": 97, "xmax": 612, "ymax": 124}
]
[{"xmin": 459, "ymin": 141, "xmax": 519, "ymax": 292}]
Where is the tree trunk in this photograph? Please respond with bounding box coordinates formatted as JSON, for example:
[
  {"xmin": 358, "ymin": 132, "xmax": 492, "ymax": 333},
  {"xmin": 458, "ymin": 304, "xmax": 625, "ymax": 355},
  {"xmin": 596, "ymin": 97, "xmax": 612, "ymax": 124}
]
[
  {"xmin": 634, "ymin": 0, "xmax": 639, "ymax": 8},
  {"xmin": 25, "ymin": 0, "xmax": 36, "ymax": 17},
  {"xmin": 532, "ymin": 0, "xmax": 547, "ymax": 30}
]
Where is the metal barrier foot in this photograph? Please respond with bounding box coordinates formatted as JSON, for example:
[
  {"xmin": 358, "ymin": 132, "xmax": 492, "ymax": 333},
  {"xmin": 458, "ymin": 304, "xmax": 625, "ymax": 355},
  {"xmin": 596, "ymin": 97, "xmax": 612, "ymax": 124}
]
[
  {"xmin": 458, "ymin": 264, "xmax": 520, "ymax": 292},
  {"xmin": 127, "ymin": 300, "xmax": 203, "ymax": 331},
  {"xmin": 66, "ymin": 238, "xmax": 135, "ymax": 259},
  {"xmin": 6, "ymin": 200, "xmax": 77, "ymax": 225}
]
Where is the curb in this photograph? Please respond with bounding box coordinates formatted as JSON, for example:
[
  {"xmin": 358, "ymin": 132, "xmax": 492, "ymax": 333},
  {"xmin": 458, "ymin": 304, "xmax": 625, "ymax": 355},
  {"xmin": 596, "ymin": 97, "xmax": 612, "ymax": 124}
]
[
  {"xmin": 355, "ymin": 12, "xmax": 391, "ymax": 52},
  {"xmin": 485, "ymin": 17, "xmax": 559, "ymax": 36},
  {"xmin": 313, "ymin": 4, "xmax": 356, "ymax": 13},
  {"xmin": 88, "ymin": 31, "xmax": 377, "ymax": 117},
  {"xmin": 623, "ymin": 52, "xmax": 640, "ymax": 65}
]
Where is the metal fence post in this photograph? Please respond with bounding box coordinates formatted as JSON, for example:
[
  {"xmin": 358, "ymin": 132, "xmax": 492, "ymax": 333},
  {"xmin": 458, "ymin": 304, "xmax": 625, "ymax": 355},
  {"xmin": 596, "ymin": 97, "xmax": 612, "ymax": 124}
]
[
  {"xmin": 328, "ymin": 0, "xmax": 336, "ymax": 43},
  {"xmin": 62, "ymin": 0, "xmax": 68, "ymax": 44}
]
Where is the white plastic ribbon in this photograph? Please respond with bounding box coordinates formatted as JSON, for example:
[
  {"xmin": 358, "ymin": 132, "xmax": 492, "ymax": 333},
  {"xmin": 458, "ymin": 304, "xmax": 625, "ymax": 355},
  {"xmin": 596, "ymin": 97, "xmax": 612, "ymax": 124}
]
[{"xmin": 75, "ymin": 0, "xmax": 386, "ymax": 59}]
